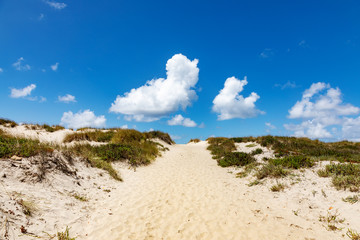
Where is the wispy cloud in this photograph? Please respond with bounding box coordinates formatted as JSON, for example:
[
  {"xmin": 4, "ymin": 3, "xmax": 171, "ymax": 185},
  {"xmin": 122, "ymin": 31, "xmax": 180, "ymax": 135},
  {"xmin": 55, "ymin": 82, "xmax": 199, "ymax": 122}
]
[
  {"xmin": 212, "ymin": 76, "xmax": 264, "ymax": 120},
  {"xmin": 58, "ymin": 94, "xmax": 76, "ymax": 103},
  {"xmin": 51, "ymin": 62, "xmax": 59, "ymax": 71},
  {"xmin": 12, "ymin": 57, "xmax": 31, "ymax": 71},
  {"xmin": 259, "ymin": 48, "xmax": 274, "ymax": 59},
  {"xmin": 0, "ymin": 68, "xmax": 3, "ymax": 73},
  {"xmin": 298, "ymin": 40, "xmax": 308, "ymax": 48},
  {"xmin": 38, "ymin": 13, "xmax": 45, "ymax": 21},
  {"xmin": 60, "ymin": 110, "xmax": 106, "ymax": 129},
  {"xmin": 10, "ymin": 84, "xmax": 36, "ymax": 98},
  {"xmin": 168, "ymin": 114, "xmax": 197, "ymax": 127},
  {"xmin": 44, "ymin": 0, "xmax": 67, "ymax": 10},
  {"xmin": 110, "ymin": 54, "xmax": 199, "ymax": 122},
  {"xmin": 275, "ymin": 81, "xmax": 298, "ymax": 90}
]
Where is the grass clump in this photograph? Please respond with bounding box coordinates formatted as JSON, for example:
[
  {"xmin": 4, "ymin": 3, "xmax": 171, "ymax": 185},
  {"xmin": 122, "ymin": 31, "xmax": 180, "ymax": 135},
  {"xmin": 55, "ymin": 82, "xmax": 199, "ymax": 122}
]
[
  {"xmin": 218, "ymin": 152, "xmax": 256, "ymax": 167},
  {"xmin": 256, "ymin": 155, "xmax": 313, "ymax": 179},
  {"xmin": 342, "ymin": 195, "xmax": 359, "ymax": 204},
  {"xmin": 318, "ymin": 163, "xmax": 360, "ymax": 191},
  {"xmin": 188, "ymin": 138, "xmax": 201, "ymax": 143},
  {"xmin": 0, "ymin": 118, "xmax": 17, "ymax": 127},
  {"xmin": 63, "ymin": 130, "xmax": 115, "ymax": 143},
  {"xmin": 0, "ymin": 130, "xmax": 53, "ymax": 158},
  {"xmin": 17, "ymin": 199, "xmax": 36, "ymax": 216},
  {"xmin": 72, "ymin": 193, "xmax": 88, "ymax": 202},
  {"xmin": 206, "ymin": 137, "xmax": 236, "ymax": 160},
  {"xmin": 270, "ymin": 183, "xmax": 286, "ymax": 192},
  {"xmin": 251, "ymin": 148, "xmax": 263, "ymax": 155},
  {"xmin": 319, "ymin": 210, "xmax": 345, "ymax": 231},
  {"xmin": 144, "ymin": 131, "xmax": 174, "ymax": 145},
  {"xmin": 57, "ymin": 227, "xmax": 76, "ymax": 240},
  {"xmin": 245, "ymin": 143, "xmax": 257, "ymax": 148},
  {"xmin": 41, "ymin": 124, "xmax": 65, "ymax": 132},
  {"xmin": 347, "ymin": 229, "xmax": 360, "ymax": 240}
]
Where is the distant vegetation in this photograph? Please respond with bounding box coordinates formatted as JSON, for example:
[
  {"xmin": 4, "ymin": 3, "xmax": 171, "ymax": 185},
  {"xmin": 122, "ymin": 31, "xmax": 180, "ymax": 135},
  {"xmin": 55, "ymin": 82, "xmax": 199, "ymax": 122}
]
[
  {"xmin": 207, "ymin": 136, "xmax": 360, "ymax": 192},
  {"xmin": 188, "ymin": 138, "xmax": 201, "ymax": 143},
  {"xmin": 0, "ymin": 118, "xmax": 18, "ymax": 128},
  {"xmin": 0, "ymin": 119, "xmax": 173, "ymax": 181}
]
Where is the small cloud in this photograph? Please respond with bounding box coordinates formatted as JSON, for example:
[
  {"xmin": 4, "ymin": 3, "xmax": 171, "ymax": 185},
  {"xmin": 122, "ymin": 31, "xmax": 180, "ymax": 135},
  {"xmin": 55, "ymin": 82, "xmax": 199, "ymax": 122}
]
[
  {"xmin": 120, "ymin": 124, "xmax": 128, "ymax": 129},
  {"xmin": 44, "ymin": 0, "xmax": 67, "ymax": 10},
  {"xmin": 168, "ymin": 114, "xmax": 197, "ymax": 127},
  {"xmin": 10, "ymin": 84, "xmax": 36, "ymax": 98},
  {"xmin": 275, "ymin": 81, "xmax": 298, "ymax": 90},
  {"xmin": 198, "ymin": 122, "xmax": 205, "ymax": 128},
  {"xmin": 148, "ymin": 128, "xmax": 154, "ymax": 132},
  {"xmin": 60, "ymin": 109, "xmax": 106, "ymax": 129},
  {"xmin": 39, "ymin": 96, "xmax": 47, "ymax": 103},
  {"xmin": 51, "ymin": 62, "xmax": 59, "ymax": 71},
  {"xmin": 0, "ymin": 68, "xmax": 3, "ymax": 73},
  {"xmin": 12, "ymin": 57, "xmax": 31, "ymax": 71},
  {"xmin": 212, "ymin": 76, "xmax": 264, "ymax": 120},
  {"xmin": 298, "ymin": 40, "xmax": 308, "ymax": 48},
  {"xmin": 42, "ymin": 69, "xmax": 46, "ymax": 72},
  {"xmin": 170, "ymin": 135, "xmax": 182, "ymax": 140},
  {"xmin": 38, "ymin": 13, "xmax": 45, "ymax": 21},
  {"xmin": 259, "ymin": 48, "xmax": 274, "ymax": 59},
  {"xmin": 58, "ymin": 94, "xmax": 76, "ymax": 103},
  {"xmin": 265, "ymin": 122, "xmax": 276, "ymax": 129}
]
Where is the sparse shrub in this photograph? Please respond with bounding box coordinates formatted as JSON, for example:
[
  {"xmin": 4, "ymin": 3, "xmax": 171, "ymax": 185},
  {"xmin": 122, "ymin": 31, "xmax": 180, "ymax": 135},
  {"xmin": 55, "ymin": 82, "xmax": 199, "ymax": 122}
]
[
  {"xmin": 318, "ymin": 163, "xmax": 360, "ymax": 191},
  {"xmin": 63, "ymin": 130, "xmax": 114, "ymax": 143},
  {"xmin": 0, "ymin": 118, "xmax": 18, "ymax": 127},
  {"xmin": 42, "ymin": 124, "xmax": 65, "ymax": 132},
  {"xmin": 57, "ymin": 227, "xmax": 76, "ymax": 240},
  {"xmin": 218, "ymin": 152, "xmax": 255, "ymax": 167},
  {"xmin": 145, "ymin": 131, "xmax": 174, "ymax": 145},
  {"xmin": 207, "ymin": 137, "xmax": 236, "ymax": 160},
  {"xmin": 342, "ymin": 195, "xmax": 359, "ymax": 204},
  {"xmin": 251, "ymin": 148, "xmax": 263, "ymax": 155},
  {"xmin": 319, "ymin": 210, "xmax": 345, "ymax": 231},
  {"xmin": 256, "ymin": 163, "xmax": 289, "ymax": 179},
  {"xmin": 347, "ymin": 229, "xmax": 360, "ymax": 240},
  {"xmin": 270, "ymin": 155, "xmax": 314, "ymax": 169},
  {"xmin": 189, "ymin": 138, "xmax": 201, "ymax": 143},
  {"xmin": 245, "ymin": 143, "xmax": 257, "ymax": 148},
  {"xmin": 72, "ymin": 193, "xmax": 88, "ymax": 202},
  {"xmin": 17, "ymin": 199, "xmax": 36, "ymax": 216}
]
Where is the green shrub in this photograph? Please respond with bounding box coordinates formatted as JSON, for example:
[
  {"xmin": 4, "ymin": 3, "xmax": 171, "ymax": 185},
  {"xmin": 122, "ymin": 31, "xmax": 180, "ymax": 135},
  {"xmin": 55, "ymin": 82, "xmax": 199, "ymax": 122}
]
[
  {"xmin": 255, "ymin": 163, "xmax": 289, "ymax": 179},
  {"xmin": 318, "ymin": 163, "xmax": 360, "ymax": 191},
  {"xmin": 0, "ymin": 118, "xmax": 18, "ymax": 127},
  {"xmin": 144, "ymin": 131, "xmax": 174, "ymax": 145},
  {"xmin": 218, "ymin": 152, "xmax": 256, "ymax": 167},
  {"xmin": 188, "ymin": 138, "xmax": 201, "ymax": 143},
  {"xmin": 63, "ymin": 130, "xmax": 114, "ymax": 143},
  {"xmin": 251, "ymin": 148, "xmax": 263, "ymax": 155},
  {"xmin": 270, "ymin": 155, "xmax": 314, "ymax": 169},
  {"xmin": 207, "ymin": 137, "xmax": 236, "ymax": 160}
]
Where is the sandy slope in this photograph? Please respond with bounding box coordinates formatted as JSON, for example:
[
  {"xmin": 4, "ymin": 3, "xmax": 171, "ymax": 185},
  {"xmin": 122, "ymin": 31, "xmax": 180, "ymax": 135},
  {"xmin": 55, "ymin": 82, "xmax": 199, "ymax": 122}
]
[{"xmin": 76, "ymin": 142, "xmax": 353, "ymax": 240}]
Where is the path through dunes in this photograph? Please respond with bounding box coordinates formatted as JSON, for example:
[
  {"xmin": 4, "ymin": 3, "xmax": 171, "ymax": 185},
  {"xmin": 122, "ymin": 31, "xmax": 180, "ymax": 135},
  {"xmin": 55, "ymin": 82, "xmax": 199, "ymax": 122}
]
[{"xmin": 80, "ymin": 142, "xmax": 339, "ymax": 240}]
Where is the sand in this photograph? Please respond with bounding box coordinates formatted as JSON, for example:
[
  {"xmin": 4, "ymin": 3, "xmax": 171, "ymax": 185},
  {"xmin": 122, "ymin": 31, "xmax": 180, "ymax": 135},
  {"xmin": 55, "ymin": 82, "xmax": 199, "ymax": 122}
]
[
  {"xmin": 1, "ymin": 129, "xmax": 359, "ymax": 239},
  {"xmin": 75, "ymin": 141, "xmax": 359, "ymax": 240}
]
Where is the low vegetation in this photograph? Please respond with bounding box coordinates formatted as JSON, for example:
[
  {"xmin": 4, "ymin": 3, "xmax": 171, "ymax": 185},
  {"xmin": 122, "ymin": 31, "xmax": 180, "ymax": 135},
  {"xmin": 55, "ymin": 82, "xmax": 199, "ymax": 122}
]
[
  {"xmin": 342, "ymin": 195, "xmax": 359, "ymax": 204},
  {"xmin": 347, "ymin": 229, "xmax": 360, "ymax": 240},
  {"xmin": 57, "ymin": 227, "xmax": 76, "ymax": 240},
  {"xmin": 319, "ymin": 210, "xmax": 345, "ymax": 231},
  {"xmin": 63, "ymin": 130, "xmax": 114, "ymax": 143},
  {"xmin": 318, "ymin": 163, "xmax": 360, "ymax": 192},
  {"xmin": 270, "ymin": 182, "xmax": 286, "ymax": 192},
  {"xmin": 188, "ymin": 138, "xmax": 201, "ymax": 143},
  {"xmin": 218, "ymin": 152, "xmax": 256, "ymax": 167},
  {"xmin": 0, "ymin": 130, "xmax": 53, "ymax": 158},
  {"xmin": 251, "ymin": 148, "xmax": 263, "ymax": 155},
  {"xmin": 0, "ymin": 118, "xmax": 17, "ymax": 127}
]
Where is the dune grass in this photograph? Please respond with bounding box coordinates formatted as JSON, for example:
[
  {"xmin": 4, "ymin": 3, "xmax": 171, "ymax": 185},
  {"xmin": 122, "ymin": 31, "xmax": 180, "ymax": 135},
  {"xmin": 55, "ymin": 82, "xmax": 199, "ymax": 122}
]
[
  {"xmin": 188, "ymin": 138, "xmax": 201, "ymax": 143},
  {"xmin": 318, "ymin": 163, "xmax": 360, "ymax": 192},
  {"xmin": 0, "ymin": 130, "xmax": 53, "ymax": 158},
  {"xmin": 0, "ymin": 118, "xmax": 17, "ymax": 127}
]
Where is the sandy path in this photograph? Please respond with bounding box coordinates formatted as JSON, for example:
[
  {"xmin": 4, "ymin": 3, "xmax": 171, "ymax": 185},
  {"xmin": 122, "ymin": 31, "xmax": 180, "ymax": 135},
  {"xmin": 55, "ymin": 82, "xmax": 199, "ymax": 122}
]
[{"xmin": 80, "ymin": 142, "xmax": 340, "ymax": 240}]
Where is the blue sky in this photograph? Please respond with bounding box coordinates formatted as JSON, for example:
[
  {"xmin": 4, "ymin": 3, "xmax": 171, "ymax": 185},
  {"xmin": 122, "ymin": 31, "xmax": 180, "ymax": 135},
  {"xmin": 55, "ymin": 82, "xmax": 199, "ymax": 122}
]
[{"xmin": 1, "ymin": 0, "xmax": 360, "ymax": 143}]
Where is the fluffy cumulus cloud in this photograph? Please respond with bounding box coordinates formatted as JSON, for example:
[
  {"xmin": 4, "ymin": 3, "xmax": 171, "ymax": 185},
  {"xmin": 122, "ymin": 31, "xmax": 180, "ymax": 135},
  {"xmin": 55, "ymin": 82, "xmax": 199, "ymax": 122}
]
[
  {"xmin": 60, "ymin": 110, "xmax": 106, "ymax": 129},
  {"xmin": 10, "ymin": 84, "xmax": 36, "ymax": 98},
  {"xmin": 212, "ymin": 76, "xmax": 264, "ymax": 120},
  {"xmin": 167, "ymin": 114, "xmax": 197, "ymax": 127},
  {"xmin": 285, "ymin": 82, "xmax": 360, "ymax": 140},
  {"xmin": 58, "ymin": 94, "xmax": 76, "ymax": 103},
  {"xmin": 45, "ymin": 0, "xmax": 67, "ymax": 10},
  {"xmin": 51, "ymin": 62, "xmax": 59, "ymax": 71},
  {"xmin": 12, "ymin": 57, "xmax": 31, "ymax": 71},
  {"xmin": 109, "ymin": 54, "xmax": 199, "ymax": 122}
]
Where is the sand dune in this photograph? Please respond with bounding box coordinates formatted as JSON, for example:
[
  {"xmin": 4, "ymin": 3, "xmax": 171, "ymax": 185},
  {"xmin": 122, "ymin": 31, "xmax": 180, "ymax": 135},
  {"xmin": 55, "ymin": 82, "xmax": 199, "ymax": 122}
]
[{"xmin": 75, "ymin": 141, "xmax": 354, "ymax": 240}]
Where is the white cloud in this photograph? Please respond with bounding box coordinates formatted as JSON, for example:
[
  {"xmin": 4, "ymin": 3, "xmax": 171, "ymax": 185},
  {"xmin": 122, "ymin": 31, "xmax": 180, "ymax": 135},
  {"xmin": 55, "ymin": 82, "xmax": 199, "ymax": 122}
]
[
  {"xmin": 60, "ymin": 110, "xmax": 106, "ymax": 129},
  {"xmin": 109, "ymin": 54, "xmax": 199, "ymax": 122},
  {"xmin": 212, "ymin": 76, "xmax": 264, "ymax": 120},
  {"xmin": 170, "ymin": 135, "xmax": 182, "ymax": 140},
  {"xmin": 342, "ymin": 117, "xmax": 360, "ymax": 141},
  {"xmin": 275, "ymin": 81, "xmax": 298, "ymax": 90},
  {"xmin": 10, "ymin": 84, "xmax": 36, "ymax": 98},
  {"xmin": 12, "ymin": 57, "xmax": 31, "ymax": 71},
  {"xmin": 39, "ymin": 96, "xmax": 47, "ymax": 102},
  {"xmin": 0, "ymin": 68, "xmax": 3, "ymax": 73},
  {"xmin": 58, "ymin": 94, "xmax": 76, "ymax": 103},
  {"xmin": 120, "ymin": 124, "xmax": 128, "ymax": 129},
  {"xmin": 51, "ymin": 62, "xmax": 59, "ymax": 71},
  {"xmin": 45, "ymin": 1, "xmax": 67, "ymax": 10},
  {"xmin": 167, "ymin": 114, "xmax": 197, "ymax": 127},
  {"xmin": 265, "ymin": 122, "xmax": 276, "ymax": 129},
  {"xmin": 260, "ymin": 48, "xmax": 274, "ymax": 59},
  {"xmin": 285, "ymin": 82, "xmax": 360, "ymax": 139},
  {"xmin": 198, "ymin": 122, "xmax": 205, "ymax": 128}
]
